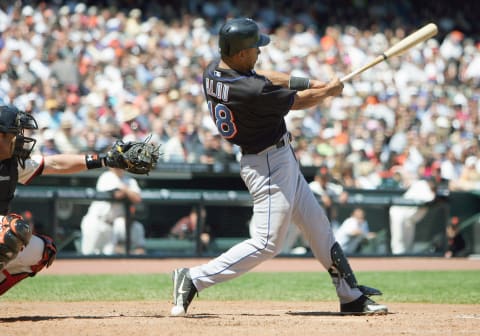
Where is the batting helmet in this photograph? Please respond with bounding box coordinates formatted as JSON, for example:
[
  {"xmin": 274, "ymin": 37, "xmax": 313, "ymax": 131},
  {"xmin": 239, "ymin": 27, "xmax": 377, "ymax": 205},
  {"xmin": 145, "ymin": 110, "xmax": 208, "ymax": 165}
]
[{"xmin": 219, "ymin": 18, "xmax": 270, "ymax": 57}]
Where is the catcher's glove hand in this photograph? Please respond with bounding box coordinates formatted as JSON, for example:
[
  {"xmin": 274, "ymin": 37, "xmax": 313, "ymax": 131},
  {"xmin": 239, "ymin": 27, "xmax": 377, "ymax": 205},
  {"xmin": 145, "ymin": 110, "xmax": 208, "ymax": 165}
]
[
  {"xmin": 0, "ymin": 214, "xmax": 33, "ymax": 270},
  {"xmin": 103, "ymin": 136, "xmax": 160, "ymax": 175}
]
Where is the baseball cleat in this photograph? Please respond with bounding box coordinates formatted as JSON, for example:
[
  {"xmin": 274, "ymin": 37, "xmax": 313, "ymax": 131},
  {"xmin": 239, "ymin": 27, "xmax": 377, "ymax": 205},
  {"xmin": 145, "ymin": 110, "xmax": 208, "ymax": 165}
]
[
  {"xmin": 340, "ymin": 295, "xmax": 388, "ymax": 315},
  {"xmin": 171, "ymin": 268, "xmax": 197, "ymax": 316}
]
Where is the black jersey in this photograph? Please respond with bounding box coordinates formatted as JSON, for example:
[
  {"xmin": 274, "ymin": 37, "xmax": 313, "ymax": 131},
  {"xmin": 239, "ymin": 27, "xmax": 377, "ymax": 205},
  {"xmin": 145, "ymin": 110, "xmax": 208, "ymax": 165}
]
[
  {"xmin": 202, "ymin": 60, "xmax": 296, "ymax": 154},
  {"xmin": 0, "ymin": 158, "xmax": 18, "ymax": 215}
]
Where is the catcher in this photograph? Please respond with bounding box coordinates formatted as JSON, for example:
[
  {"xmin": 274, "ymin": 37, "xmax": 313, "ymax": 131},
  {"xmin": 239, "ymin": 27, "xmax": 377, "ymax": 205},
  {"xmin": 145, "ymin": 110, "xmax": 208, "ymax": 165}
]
[{"xmin": 0, "ymin": 105, "xmax": 159, "ymax": 295}]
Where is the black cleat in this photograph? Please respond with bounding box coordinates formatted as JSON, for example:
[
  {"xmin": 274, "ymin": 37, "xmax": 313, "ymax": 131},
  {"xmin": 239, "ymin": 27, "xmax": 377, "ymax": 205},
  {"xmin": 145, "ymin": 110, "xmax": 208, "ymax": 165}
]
[{"xmin": 340, "ymin": 295, "xmax": 388, "ymax": 315}]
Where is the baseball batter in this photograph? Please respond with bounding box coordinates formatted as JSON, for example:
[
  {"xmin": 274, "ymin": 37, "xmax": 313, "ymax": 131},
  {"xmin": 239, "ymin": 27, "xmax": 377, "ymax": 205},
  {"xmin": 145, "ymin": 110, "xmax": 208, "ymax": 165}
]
[
  {"xmin": 0, "ymin": 105, "xmax": 157, "ymax": 295},
  {"xmin": 171, "ymin": 18, "xmax": 388, "ymax": 316}
]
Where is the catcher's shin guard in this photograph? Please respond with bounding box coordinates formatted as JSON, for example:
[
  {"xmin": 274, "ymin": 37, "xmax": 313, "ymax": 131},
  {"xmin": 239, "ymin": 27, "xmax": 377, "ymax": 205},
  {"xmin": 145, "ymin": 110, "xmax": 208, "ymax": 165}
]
[
  {"xmin": 0, "ymin": 269, "xmax": 30, "ymax": 295},
  {"xmin": 328, "ymin": 242, "xmax": 358, "ymax": 289},
  {"xmin": 31, "ymin": 234, "xmax": 57, "ymax": 272},
  {"xmin": 0, "ymin": 234, "xmax": 56, "ymax": 296}
]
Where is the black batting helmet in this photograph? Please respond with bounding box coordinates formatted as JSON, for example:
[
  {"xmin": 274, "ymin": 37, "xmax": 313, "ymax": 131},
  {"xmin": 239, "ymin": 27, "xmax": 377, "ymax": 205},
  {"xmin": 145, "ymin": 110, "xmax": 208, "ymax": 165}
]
[{"xmin": 219, "ymin": 18, "xmax": 270, "ymax": 57}]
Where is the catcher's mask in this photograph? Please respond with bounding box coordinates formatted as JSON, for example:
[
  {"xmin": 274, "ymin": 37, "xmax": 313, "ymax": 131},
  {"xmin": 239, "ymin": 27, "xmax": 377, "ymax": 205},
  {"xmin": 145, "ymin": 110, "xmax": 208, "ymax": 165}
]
[
  {"xmin": 0, "ymin": 105, "xmax": 38, "ymax": 168},
  {"xmin": 219, "ymin": 18, "xmax": 270, "ymax": 57}
]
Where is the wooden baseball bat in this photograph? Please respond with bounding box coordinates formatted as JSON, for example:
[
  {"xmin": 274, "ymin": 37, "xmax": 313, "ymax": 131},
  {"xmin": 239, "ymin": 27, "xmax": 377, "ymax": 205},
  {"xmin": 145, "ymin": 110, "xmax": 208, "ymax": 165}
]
[{"xmin": 340, "ymin": 23, "xmax": 438, "ymax": 82}]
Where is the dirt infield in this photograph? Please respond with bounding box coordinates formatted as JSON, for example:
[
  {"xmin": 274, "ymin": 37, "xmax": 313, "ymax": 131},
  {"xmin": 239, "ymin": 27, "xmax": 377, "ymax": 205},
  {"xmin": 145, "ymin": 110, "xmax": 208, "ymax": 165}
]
[
  {"xmin": 42, "ymin": 256, "xmax": 480, "ymax": 274},
  {"xmin": 2, "ymin": 257, "xmax": 479, "ymax": 336},
  {"xmin": 2, "ymin": 301, "xmax": 479, "ymax": 336}
]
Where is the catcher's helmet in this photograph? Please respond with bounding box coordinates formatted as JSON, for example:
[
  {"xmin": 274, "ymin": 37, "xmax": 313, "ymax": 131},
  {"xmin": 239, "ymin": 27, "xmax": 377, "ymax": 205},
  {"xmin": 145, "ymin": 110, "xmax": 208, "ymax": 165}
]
[
  {"xmin": 0, "ymin": 105, "xmax": 38, "ymax": 168},
  {"xmin": 0, "ymin": 105, "xmax": 22, "ymax": 134},
  {"xmin": 219, "ymin": 18, "xmax": 270, "ymax": 57},
  {"xmin": 0, "ymin": 105, "xmax": 37, "ymax": 134}
]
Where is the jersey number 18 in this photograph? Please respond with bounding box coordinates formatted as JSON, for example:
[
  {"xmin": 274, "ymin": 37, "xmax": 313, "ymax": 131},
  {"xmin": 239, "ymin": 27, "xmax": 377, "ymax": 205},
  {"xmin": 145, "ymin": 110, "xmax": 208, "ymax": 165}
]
[{"xmin": 208, "ymin": 101, "xmax": 237, "ymax": 139}]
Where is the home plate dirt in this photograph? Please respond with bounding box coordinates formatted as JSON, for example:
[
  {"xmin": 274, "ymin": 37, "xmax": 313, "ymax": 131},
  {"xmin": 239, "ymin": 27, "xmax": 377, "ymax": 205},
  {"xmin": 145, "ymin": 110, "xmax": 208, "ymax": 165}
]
[{"xmin": 1, "ymin": 257, "xmax": 479, "ymax": 336}]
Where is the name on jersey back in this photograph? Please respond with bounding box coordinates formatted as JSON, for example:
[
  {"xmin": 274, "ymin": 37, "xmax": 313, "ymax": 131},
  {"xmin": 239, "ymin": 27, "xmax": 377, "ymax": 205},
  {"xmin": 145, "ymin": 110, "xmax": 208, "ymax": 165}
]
[{"xmin": 205, "ymin": 78, "xmax": 229, "ymax": 102}]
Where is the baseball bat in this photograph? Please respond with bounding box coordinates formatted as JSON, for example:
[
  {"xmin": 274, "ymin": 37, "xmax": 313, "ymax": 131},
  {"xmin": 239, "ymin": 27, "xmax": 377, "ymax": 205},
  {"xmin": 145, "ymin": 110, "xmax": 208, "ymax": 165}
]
[{"xmin": 340, "ymin": 23, "xmax": 438, "ymax": 82}]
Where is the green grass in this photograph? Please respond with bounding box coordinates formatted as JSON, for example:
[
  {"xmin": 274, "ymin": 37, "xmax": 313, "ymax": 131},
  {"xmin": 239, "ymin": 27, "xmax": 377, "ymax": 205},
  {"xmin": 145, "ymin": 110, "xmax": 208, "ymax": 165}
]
[{"xmin": 1, "ymin": 271, "xmax": 479, "ymax": 304}]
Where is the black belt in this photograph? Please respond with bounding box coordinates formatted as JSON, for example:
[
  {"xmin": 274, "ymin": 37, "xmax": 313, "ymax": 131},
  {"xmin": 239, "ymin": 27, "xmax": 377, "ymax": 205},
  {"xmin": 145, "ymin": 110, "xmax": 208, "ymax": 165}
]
[{"xmin": 241, "ymin": 133, "xmax": 291, "ymax": 155}]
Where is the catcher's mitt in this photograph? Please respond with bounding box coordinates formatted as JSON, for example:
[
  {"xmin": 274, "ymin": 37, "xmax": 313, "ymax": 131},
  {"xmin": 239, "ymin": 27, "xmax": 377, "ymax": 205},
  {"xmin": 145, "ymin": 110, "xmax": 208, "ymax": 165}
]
[
  {"xmin": 0, "ymin": 214, "xmax": 33, "ymax": 269},
  {"xmin": 103, "ymin": 136, "xmax": 160, "ymax": 175}
]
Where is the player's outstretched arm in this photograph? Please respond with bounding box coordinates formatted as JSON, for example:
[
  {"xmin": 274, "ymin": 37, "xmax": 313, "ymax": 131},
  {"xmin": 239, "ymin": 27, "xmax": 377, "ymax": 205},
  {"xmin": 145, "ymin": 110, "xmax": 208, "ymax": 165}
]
[
  {"xmin": 291, "ymin": 77, "xmax": 343, "ymax": 110},
  {"xmin": 43, "ymin": 154, "xmax": 91, "ymax": 174},
  {"xmin": 42, "ymin": 137, "xmax": 160, "ymax": 175}
]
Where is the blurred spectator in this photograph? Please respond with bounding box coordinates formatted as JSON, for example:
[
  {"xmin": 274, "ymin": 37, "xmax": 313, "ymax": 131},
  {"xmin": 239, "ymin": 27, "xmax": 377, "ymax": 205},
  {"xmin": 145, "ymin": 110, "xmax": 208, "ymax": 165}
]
[
  {"xmin": 335, "ymin": 208, "xmax": 376, "ymax": 254},
  {"xmin": 379, "ymin": 166, "xmax": 405, "ymax": 190},
  {"xmin": 389, "ymin": 177, "xmax": 438, "ymax": 254},
  {"xmin": 50, "ymin": 50, "xmax": 80, "ymax": 87},
  {"xmin": 169, "ymin": 207, "xmax": 210, "ymax": 251},
  {"xmin": 35, "ymin": 99, "xmax": 62, "ymax": 131},
  {"xmin": 120, "ymin": 103, "xmax": 148, "ymax": 142},
  {"xmin": 39, "ymin": 129, "xmax": 60, "ymax": 155},
  {"xmin": 80, "ymin": 168, "xmax": 146, "ymax": 255},
  {"xmin": 0, "ymin": 1, "xmax": 478, "ymax": 190},
  {"xmin": 309, "ymin": 165, "xmax": 349, "ymax": 226},
  {"xmin": 149, "ymin": 118, "xmax": 169, "ymax": 148},
  {"xmin": 200, "ymin": 132, "xmax": 236, "ymax": 165},
  {"xmin": 355, "ymin": 161, "xmax": 382, "ymax": 189},
  {"xmin": 440, "ymin": 149, "xmax": 462, "ymax": 183},
  {"xmin": 444, "ymin": 216, "xmax": 466, "ymax": 258},
  {"xmin": 54, "ymin": 115, "xmax": 85, "ymax": 154},
  {"xmin": 450, "ymin": 155, "xmax": 480, "ymax": 191},
  {"xmin": 96, "ymin": 122, "xmax": 121, "ymax": 153},
  {"xmin": 162, "ymin": 124, "xmax": 189, "ymax": 162}
]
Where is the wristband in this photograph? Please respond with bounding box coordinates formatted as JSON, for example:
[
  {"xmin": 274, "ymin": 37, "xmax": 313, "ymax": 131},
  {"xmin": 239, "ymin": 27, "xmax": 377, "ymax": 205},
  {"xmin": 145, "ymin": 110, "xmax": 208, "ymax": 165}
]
[
  {"xmin": 289, "ymin": 76, "xmax": 310, "ymax": 91},
  {"xmin": 85, "ymin": 153, "xmax": 105, "ymax": 169}
]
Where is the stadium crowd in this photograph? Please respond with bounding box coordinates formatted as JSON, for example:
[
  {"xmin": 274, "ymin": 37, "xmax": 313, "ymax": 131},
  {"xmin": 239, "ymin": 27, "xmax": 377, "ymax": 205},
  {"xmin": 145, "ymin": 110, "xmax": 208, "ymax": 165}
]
[{"xmin": 1, "ymin": 0, "xmax": 479, "ymax": 192}]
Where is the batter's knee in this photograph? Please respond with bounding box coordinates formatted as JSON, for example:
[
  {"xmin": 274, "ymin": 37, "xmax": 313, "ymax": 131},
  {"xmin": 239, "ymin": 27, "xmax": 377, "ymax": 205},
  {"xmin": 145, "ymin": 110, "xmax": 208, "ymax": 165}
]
[
  {"xmin": 263, "ymin": 240, "xmax": 284, "ymax": 258},
  {"xmin": 246, "ymin": 237, "xmax": 279, "ymax": 258}
]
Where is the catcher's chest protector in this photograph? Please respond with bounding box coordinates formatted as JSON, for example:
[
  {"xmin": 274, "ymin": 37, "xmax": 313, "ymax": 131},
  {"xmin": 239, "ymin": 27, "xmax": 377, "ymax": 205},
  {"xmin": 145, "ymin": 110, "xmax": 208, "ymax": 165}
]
[{"xmin": 0, "ymin": 159, "xmax": 17, "ymax": 215}]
